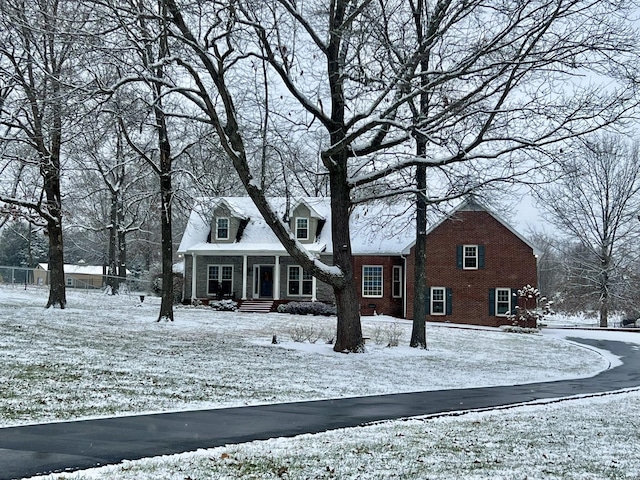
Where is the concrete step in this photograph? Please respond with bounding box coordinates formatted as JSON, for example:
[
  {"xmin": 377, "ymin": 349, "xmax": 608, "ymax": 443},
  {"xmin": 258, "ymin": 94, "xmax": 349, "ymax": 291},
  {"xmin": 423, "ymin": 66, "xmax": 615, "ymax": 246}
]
[{"xmin": 238, "ymin": 300, "xmax": 274, "ymax": 313}]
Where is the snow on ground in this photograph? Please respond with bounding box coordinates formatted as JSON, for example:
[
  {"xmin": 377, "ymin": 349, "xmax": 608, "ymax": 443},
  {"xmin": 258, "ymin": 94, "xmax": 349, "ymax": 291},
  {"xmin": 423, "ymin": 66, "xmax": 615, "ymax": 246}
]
[
  {"xmin": 3, "ymin": 285, "xmax": 640, "ymax": 479},
  {"xmin": 0, "ymin": 285, "xmax": 610, "ymax": 428}
]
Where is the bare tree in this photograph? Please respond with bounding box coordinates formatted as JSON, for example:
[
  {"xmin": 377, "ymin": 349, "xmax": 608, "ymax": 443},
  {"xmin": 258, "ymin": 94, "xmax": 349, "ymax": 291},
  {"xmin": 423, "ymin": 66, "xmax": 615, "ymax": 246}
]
[
  {"xmin": 149, "ymin": 0, "xmax": 639, "ymax": 352},
  {"xmin": 534, "ymin": 134, "xmax": 640, "ymax": 327},
  {"xmin": 0, "ymin": 0, "xmax": 96, "ymax": 308},
  {"xmin": 94, "ymin": 0, "xmax": 640, "ymax": 349}
]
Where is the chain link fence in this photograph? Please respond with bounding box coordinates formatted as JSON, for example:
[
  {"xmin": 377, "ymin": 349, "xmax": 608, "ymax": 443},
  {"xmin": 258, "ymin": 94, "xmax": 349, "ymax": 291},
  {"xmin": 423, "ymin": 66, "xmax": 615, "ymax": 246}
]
[{"xmin": 0, "ymin": 265, "xmax": 150, "ymax": 295}]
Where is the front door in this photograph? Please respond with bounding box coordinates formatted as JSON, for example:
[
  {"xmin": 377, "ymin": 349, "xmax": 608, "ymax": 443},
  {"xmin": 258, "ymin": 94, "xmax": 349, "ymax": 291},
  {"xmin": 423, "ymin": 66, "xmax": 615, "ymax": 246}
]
[{"xmin": 254, "ymin": 265, "xmax": 274, "ymax": 298}]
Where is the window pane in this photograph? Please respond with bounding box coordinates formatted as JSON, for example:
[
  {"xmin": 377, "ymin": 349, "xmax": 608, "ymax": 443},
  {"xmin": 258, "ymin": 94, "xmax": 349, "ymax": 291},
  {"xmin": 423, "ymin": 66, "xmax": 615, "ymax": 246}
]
[
  {"xmin": 363, "ymin": 266, "xmax": 382, "ymax": 296},
  {"xmin": 288, "ymin": 267, "xmax": 300, "ymax": 295},
  {"xmin": 221, "ymin": 266, "xmax": 233, "ymax": 280},
  {"xmin": 431, "ymin": 287, "xmax": 445, "ymax": 314},
  {"xmin": 496, "ymin": 288, "xmax": 510, "ymax": 315},
  {"xmin": 217, "ymin": 218, "xmax": 229, "ymax": 239},
  {"xmin": 392, "ymin": 266, "xmax": 402, "ymax": 297},
  {"xmin": 296, "ymin": 218, "xmax": 308, "ymax": 239},
  {"xmin": 464, "ymin": 245, "xmax": 477, "ymax": 269}
]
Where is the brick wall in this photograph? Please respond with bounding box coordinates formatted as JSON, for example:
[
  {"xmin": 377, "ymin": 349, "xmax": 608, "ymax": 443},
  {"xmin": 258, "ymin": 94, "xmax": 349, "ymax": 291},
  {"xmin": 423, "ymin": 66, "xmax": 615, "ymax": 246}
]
[
  {"xmin": 353, "ymin": 255, "xmax": 405, "ymax": 317},
  {"xmin": 406, "ymin": 210, "xmax": 537, "ymax": 327}
]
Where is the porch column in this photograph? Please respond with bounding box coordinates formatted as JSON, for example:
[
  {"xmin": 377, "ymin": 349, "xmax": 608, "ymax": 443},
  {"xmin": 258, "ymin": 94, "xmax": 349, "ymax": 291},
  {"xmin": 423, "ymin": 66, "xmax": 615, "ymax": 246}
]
[
  {"xmin": 242, "ymin": 255, "xmax": 248, "ymax": 300},
  {"xmin": 312, "ymin": 275, "xmax": 317, "ymax": 302},
  {"xmin": 274, "ymin": 255, "xmax": 281, "ymax": 300},
  {"xmin": 191, "ymin": 254, "xmax": 197, "ymax": 301}
]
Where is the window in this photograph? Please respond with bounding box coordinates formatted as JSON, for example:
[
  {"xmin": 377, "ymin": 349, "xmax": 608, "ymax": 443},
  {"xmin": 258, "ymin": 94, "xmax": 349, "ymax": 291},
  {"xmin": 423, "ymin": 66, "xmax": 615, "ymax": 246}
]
[
  {"xmin": 288, "ymin": 266, "xmax": 313, "ymax": 296},
  {"xmin": 362, "ymin": 266, "xmax": 383, "ymax": 297},
  {"xmin": 457, "ymin": 245, "xmax": 485, "ymax": 269},
  {"xmin": 295, "ymin": 217, "xmax": 309, "ymax": 240},
  {"xmin": 66, "ymin": 277, "xmax": 73, "ymax": 287},
  {"xmin": 216, "ymin": 217, "xmax": 229, "ymax": 240},
  {"xmin": 208, "ymin": 265, "xmax": 233, "ymax": 295},
  {"xmin": 463, "ymin": 245, "xmax": 478, "ymax": 269},
  {"xmin": 392, "ymin": 266, "xmax": 402, "ymax": 298},
  {"xmin": 496, "ymin": 288, "xmax": 512, "ymax": 316},
  {"xmin": 430, "ymin": 287, "xmax": 446, "ymax": 315}
]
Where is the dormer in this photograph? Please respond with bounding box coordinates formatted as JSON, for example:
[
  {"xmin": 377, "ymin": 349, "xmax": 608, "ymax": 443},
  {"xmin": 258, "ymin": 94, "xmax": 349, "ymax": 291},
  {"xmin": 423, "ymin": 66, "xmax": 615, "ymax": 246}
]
[
  {"xmin": 209, "ymin": 199, "xmax": 248, "ymax": 244},
  {"xmin": 290, "ymin": 199, "xmax": 325, "ymax": 244}
]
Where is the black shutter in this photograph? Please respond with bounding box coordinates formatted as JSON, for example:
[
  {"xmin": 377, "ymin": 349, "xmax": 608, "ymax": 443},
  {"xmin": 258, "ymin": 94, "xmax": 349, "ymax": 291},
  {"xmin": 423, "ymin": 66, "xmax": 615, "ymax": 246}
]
[
  {"xmin": 456, "ymin": 245, "xmax": 463, "ymax": 269},
  {"xmin": 478, "ymin": 245, "xmax": 485, "ymax": 269},
  {"xmin": 446, "ymin": 288, "xmax": 453, "ymax": 315},
  {"xmin": 511, "ymin": 288, "xmax": 519, "ymax": 315},
  {"xmin": 489, "ymin": 288, "xmax": 496, "ymax": 316},
  {"xmin": 425, "ymin": 287, "xmax": 431, "ymax": 315}
]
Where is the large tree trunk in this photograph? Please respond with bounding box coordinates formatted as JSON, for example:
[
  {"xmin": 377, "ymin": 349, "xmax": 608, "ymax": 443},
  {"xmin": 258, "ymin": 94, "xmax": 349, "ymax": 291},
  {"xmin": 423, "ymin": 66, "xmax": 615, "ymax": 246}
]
[
  {"xmin": 158, "ymin": 167, "xmax": 174, "ymax": 322},
  {"xmin": 43, "ymin": 159, "xmax": 66, "ymax": 309},
  {"xmin": 46, "ymin": 219, "xmax": 66, "ymax": 309},
  {"xmin": 330, "ymin": 166, "xmax": 363, "ymax": 353},
  {"xmin": 43, "ymin": 85, "xmax": 66, "ymax": 309},
  {"xmin": 410, "ymin": 162, "xmax": 428, "ymax": 348},
  {"xmin": 409, "ymin": 0, "xmax": 430, "ymax": 348}
]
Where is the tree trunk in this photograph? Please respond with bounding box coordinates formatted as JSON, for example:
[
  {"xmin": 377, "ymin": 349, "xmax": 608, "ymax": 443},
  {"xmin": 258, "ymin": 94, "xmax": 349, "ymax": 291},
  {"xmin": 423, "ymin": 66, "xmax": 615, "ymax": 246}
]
[
  {"xmin": 410, "ymin": 0, "xmax": 429, "ymax": 348},
  {"xmin": 329, "ymin": 157, "xmax": 364, "ymax": 353},
  {"xmin": 117, "ymin": 200, "xmax": 127, "ymax": 289},
  {"xmin": 158, "ymin": 167, "xmax": 174, "ymax": 321},
  {"xmin": 410, "ymin": 163, "xmax": 428, "ymax": 348},
  {"xmin": 46, "ymin": 219, "xmax": 66, "ymax": 308},
  {"xmin": 106, "ymin": 193, "xmax": 119, "ymax": 294},
  {"xmin": 600, "ymin": 260, "xmax": 609, "ymax": 328}
]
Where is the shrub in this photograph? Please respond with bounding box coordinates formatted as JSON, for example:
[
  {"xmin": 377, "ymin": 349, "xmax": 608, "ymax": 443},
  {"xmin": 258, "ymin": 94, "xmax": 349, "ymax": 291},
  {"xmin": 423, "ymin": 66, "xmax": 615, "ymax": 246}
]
[
  {"xmin": 509, "ymin": 284, "xmax": 552, "ymax": 328},
  {"xmin": 277, "ymin": 301, "xmax": 336, "ymax": 316},
  {"xmin": 500, "ymin": 325, "xmax": 540, "ymax": 334},
  {"xmin": 371, "ymin": 321, "xmax": 404, "ymax": 347},
  {"xmin": 210, "ymin": 299, "xmax": 238, "ymax": 311}
]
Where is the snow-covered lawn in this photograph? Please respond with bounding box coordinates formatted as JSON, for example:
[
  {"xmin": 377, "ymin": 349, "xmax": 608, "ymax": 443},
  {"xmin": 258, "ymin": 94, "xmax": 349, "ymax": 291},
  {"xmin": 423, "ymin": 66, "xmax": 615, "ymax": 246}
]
[
  {"xmin": 2, "ymin": 285, "xmax": 639, "ymax": 479},
  {"xmin": 0, "ymin": 285, "xmax": 607, "ymax": 427}
]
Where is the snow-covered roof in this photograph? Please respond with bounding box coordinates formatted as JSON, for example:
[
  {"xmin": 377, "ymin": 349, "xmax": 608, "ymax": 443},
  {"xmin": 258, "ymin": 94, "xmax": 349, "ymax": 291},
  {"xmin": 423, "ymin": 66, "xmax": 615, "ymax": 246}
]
[
  {"xmin": 37, "ymin": 263, "xmax": 106, "ymax": 275},
  {"xmin": 178, "ymin": 197, "xmax": 416, "ymax": 256},
  {"xmin": 401, "ymin": 196, "xmax": 538, "ymax": 254},
  {"xmin": 178, "ymin": 196, "xmax": 536, "ymax": 258}
]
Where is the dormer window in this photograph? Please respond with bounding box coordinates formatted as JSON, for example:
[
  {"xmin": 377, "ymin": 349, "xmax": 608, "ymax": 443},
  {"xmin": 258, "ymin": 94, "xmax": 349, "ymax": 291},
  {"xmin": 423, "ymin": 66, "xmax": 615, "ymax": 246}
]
[
  {"xmin": 295, "ymin": 217, "xmax": 309, "ymax": 240},
  {"xmin": 216, "ymin": 217, "xmax": 229, "ymax": 240}
]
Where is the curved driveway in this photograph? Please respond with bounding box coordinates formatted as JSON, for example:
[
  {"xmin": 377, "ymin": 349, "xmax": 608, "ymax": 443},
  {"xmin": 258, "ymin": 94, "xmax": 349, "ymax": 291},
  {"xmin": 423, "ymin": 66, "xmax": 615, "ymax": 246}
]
[{"xmin": 1, "ymin": 337, "xmax": 639, "ymax": 480}]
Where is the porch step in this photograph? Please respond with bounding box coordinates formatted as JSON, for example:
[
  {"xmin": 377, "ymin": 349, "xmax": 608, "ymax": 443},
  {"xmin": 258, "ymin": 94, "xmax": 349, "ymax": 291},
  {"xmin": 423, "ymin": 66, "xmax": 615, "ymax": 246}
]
[{"xmin": 238, "ymin": 300, "xmax": 275, "ymax": 313}]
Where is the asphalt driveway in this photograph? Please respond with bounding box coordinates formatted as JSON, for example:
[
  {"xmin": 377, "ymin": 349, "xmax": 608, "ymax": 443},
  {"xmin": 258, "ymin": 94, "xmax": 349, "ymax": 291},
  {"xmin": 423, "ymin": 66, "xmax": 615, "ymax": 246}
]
[{"xmin": 1, "ymin": 337, "xmax": 639, "ymax": 480}]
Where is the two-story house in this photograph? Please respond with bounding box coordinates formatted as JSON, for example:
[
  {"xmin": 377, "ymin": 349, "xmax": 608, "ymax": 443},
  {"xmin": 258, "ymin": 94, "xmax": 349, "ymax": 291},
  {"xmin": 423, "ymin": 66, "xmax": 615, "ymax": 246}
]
[{"xmin": 177, "ymin": 196, "xmax": 538, "ymax": 326}]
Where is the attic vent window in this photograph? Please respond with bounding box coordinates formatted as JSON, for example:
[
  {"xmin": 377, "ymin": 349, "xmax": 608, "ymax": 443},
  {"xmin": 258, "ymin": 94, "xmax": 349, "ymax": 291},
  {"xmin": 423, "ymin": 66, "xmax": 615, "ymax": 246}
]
[
  {"xmin": 216, "ymin": 218, "xmax": 229, "ymax": 240},
  {"xmin": 295, "ymin": 217, "xmax": 309, "ymax": 240}
]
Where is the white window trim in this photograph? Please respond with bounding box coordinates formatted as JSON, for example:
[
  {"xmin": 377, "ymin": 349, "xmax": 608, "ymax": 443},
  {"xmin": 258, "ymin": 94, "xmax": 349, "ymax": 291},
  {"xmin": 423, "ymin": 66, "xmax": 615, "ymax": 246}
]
[
  {"xmin": 66, "ymin": 277, "xmax": 73, "ymax": 287},
  {"xmin": 295, "ymin": 217, "xmax": 309, "ymax": 240},
  {"xmin": 463, "ymin": 244, "xmax": 478, "ymax": 270},
  {"xmin": 362, "ymin": 265, "xmax": 383, "ymax": 298},
  {"xmin": 430, "ymin": 286, "xmax": 446, "ymax": 316},
  {"xmin": 495, "ymin": 287, "xmax": 512, "ymax": 317},
  {"xmin": 392, "ymin": 265, "xmax": 402, "ymax": 298},
  {"xmin": 287, "ymin": 265, "xmax": 313, "ymax": 297},
  {"xmin": 207, "ymin": 264, "xmax": 234, "ymax": 295},
  {"xmin": 216, "ymin": 217, "xmax": 230, "ymax": 240}
]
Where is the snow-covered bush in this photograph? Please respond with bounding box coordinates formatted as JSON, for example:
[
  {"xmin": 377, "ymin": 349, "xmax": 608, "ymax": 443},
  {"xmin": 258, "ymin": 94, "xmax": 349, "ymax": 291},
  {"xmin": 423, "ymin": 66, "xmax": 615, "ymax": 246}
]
[
  {"xmin": 210, "ymin": 299, "xmax": 238, "ymax": 311},
  {"xmin": 500, "ymin": 325, "xmax": 540, "ymax": 334},
  {"xmin": 509, "ymin": 285, "xmax": 552, "ymax": 328},
  {"xmin": 372, "ymin": 321, "xmax": 404, "ymax": 347},
  {"xmin": 277, "ymin": 301, "xmax": 336, "ymax": 316}
]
